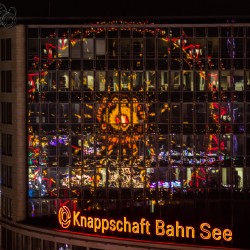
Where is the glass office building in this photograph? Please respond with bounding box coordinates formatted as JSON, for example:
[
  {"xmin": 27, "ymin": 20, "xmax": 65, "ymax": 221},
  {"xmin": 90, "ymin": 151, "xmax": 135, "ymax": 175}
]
[{"xmin": 1, "ymin": 18, "xmax": 250, "ymax": 249}]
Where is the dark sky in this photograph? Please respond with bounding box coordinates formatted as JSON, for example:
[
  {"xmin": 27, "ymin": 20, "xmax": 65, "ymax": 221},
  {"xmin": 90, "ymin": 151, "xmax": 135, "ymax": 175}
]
[{"xmin": 2, "ymin": 0, "xmax": 250, "ymax": 19}]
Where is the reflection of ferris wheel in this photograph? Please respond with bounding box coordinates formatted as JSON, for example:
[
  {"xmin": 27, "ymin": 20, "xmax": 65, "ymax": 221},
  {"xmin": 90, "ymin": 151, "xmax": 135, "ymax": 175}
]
[
  {"xmin": 96, "ymin": 93, "xmax": 146, "ymax": 156},
  {"xmin": 96, "ymin": 94, "xmax": 145, "ymax": 132},
  {"xmin": 27, "ymin": 23, "xmax": 240, "ymax": 195}
]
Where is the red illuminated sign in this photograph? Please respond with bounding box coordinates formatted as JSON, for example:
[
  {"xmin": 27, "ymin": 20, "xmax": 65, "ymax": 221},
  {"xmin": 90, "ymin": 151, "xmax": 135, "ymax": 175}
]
[{"xmin": 58, "ymin": 206, "xmax": 233, "ymax": 242}]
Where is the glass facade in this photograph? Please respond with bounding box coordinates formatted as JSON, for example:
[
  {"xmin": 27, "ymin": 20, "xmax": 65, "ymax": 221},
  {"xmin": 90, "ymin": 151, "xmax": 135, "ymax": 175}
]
[{"xmin": 26, "ymin": 23, "xmax": 250, "ymax": 246}]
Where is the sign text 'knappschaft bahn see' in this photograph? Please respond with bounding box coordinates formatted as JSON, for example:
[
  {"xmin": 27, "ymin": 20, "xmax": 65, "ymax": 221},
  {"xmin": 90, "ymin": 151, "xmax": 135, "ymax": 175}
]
[{"xmin": 58, "ymin": 206, "xmax": 232, "ymax": 242}]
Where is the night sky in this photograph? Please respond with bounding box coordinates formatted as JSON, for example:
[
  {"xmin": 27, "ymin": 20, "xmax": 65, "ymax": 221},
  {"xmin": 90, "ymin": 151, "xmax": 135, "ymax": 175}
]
[{"xmin": 2, "ymin": 0, "xmax": 249, "ymax": 19}]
